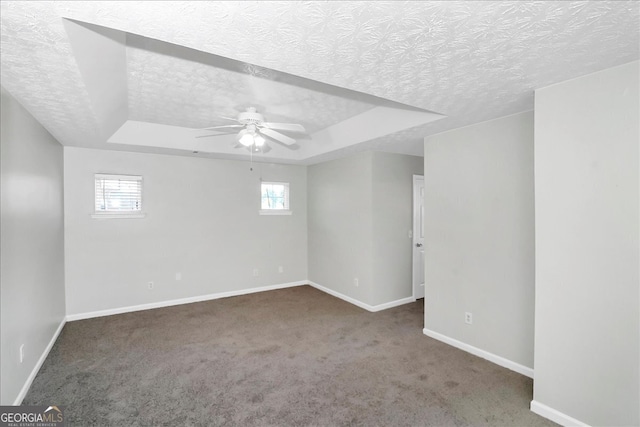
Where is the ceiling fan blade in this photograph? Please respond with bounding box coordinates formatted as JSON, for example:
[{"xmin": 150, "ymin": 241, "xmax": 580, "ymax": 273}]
[
  {"xmin": 196, "ymin": 131, "xmax": 237, "ymax": 138},
  {"xmin": 195, "ymin": 124, "xmax": 243, "ymax": 131},
  {"xmin": 219, "ymin": 116, "xmax": 240, "ymax": 122},
  {"xmin": 259, "ymin": 128, "xmax": 296, "ymax": 146},
  {"xmin": 261, "ymin": 122, "xmax": 306, "ymax": 133}
]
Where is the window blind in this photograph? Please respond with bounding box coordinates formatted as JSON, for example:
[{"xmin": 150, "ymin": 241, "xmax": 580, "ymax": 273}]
[{"xmin": 94, "ymin": 174, "xmax": 142, "ymax": 213}]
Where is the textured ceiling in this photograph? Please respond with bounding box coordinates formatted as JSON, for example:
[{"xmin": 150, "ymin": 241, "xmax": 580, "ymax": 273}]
[
  {"xmin": 124, "ymin": 34, "xmax": 378, "ymax": 134},
  {"xmin": 1, "ymin": 1, "xmax": 638, "ymax": 164}
]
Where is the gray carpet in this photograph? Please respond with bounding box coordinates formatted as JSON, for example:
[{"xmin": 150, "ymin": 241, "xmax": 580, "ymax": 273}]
[{"xmin": 24, "ymin": 285, "xmax": 556, "ymax": 426}]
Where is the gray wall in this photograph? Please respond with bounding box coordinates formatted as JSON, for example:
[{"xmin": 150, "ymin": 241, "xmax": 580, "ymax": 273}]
[
  {"xmin": 64, "ymin": 147, "xmax": 307, "ymax": 316},
  {"xmin": 423, "ymin": 111, "xmax": 536, "ymax": 369},
  {"xmin": 308, "ymin": 152, "xmax": 374, "ymax": 304},
  {"xmin": 308, "ymin": 151, "xmax": 423, "ymax": 307},
  {"xmin": 533, "ymin": 61, "xmax": 639, "ymax": 426},
  {"xmin": 1, "ymin": 89, "xmax": 66, "ymax": 404}
]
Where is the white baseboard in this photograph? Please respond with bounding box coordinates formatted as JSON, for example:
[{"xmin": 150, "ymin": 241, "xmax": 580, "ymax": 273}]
[
  {"xmin": 308, "ymin": 281, "xmax": 414, "ymax": 312},
  {"xmin": 422, "ymin": 328, "xmax": 534, "ymax": 378},
  {"xmin": 13, "ymin": 317, "xmax": 66, "ymax": 405},
  {"xmin": 370, "ymin": 296, "xmax": 416, "ymax": 312},
  {"xmin": 66, "ymin": 280, "xmax": 307, "ymax": 321},
  {"xmin": 68, "ymin": 280, "xmax": 416, "ymax": 321},
  {"xmin": 530, "ymin": 400, "xmax": 589, "ymax": 426}
]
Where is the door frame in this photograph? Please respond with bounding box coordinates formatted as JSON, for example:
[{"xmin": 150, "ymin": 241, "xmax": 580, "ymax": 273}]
[{"xmin": 412, "ymin": 174, "xmax": 425, "ymax": 300}]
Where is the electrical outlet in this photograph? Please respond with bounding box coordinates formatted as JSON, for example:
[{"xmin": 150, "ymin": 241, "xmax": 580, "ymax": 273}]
[
  {"xmin": 148, "ymin": 281, "xmax": 154, "ymax": 290},
  {"xmin": 253, "ymin": 269, "xmax": 259, "ymax": 277},
  {"xmin": 465, "ymin": 312, "xmax": 473, "ymax": 325},
  {"xmin": 354, "ymin": 278, "xmax": 359, "ymax": 287},
  {"xmin": 19, "ymin": 344, "xmax": 24, "ymax": 363},
  {"xmin": 278, "ymin": 266, "xmax": 283, "ymax": 273}
]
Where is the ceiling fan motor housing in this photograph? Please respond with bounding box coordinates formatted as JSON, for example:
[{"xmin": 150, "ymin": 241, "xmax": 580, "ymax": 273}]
[{"xmin": 238, "ymin": 107, "xmax": 264, "ymax": 125}]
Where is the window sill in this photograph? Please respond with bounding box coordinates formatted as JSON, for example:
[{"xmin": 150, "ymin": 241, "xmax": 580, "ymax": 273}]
[
  {"xmin": 259, "ymin": 210, "xmax": 292, "ymax": 216},
  {"xmin": 91, "ymin": 213, "xmax": 146, "ymax": 219}
]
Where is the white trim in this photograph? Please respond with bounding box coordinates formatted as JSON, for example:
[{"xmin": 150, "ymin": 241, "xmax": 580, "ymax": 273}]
[
  {"xmin": 68, "ymin": 280, "xmax": 415, "ymax": 322},
  {"xmin": 308, "ymin": 281, "xmax": 414, "ymax": 312},
  {"xmin": 66, "ymin": 281, "xmax": 307, "ymax": 321},
  {"xmin": 372, "ymin": 296, "xmax": 416, "ymax": 312},
  {"xmin": 412, "ymin": 174, "xmax": 425, "ymax": 300},
  {"xmin": 91, "ymin": 213, "xmax": 145, "ymax": 219},
  {"xmin": 530, "ymin": 400, "xmax": 590, "ymax": 427},
  {"xmin": 13, "ymin": 318, "xmax": 66, "ymax": 405},
  {"xmin": 259, "ymin": 210, "xmax": 292, "ymax": 215},
  {"xmin": 308, "ymin": 281, "xmax": 372, "ymax": 311},
  {"xmin": 422, "ymin": 328, "xmax": 534, "ymax": 378}
]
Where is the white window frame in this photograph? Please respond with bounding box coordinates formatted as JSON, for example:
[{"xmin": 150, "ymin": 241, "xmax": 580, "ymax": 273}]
[
  {"xmin": 259, "ymin": 181, "xmax": 292, "ymax": 215},
  {"xmin": 92, "ymin": 173, "xmax": 145, "ymax": 219}
]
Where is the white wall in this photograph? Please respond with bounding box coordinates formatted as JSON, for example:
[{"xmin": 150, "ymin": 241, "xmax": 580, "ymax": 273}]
[
  {"xmin": 423, "ymin": 111, "xmax": 535, "ymax": 370},
  {"xmin": 533, "ymin": 61, "xmax": 639, "ymax": 426},
  {"xmin": 371, "ymin": 152, "xmax": 424, "ymax": 305},
  {"xmin": 308, "ymin": 151, "xmax": 423, "ymax": 307},
  {"xmin": 64, "ymin": 147, "xmax": 307, "ymax": 316},
  {"xmin": 1, "ymin": 89, "xmax": 66, "ymax": 404}
]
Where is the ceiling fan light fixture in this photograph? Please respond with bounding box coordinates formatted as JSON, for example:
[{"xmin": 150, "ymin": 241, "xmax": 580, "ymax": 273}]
[
  {"xmin": 254, "ymin": 134, "xmax": 265, "ymax": 147},
  {"xmin": 238, "ymin": 130, "xmax": 254, "ymax": 147}
]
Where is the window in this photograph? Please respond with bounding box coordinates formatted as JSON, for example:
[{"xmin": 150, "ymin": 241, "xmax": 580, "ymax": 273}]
[
  {"xmin": 92, "ymin": 174, "xmax": 144, "ymax": 219},
  {"xmin": 260, "ymin": 182, "xmax": 291, "ymax": 215}
]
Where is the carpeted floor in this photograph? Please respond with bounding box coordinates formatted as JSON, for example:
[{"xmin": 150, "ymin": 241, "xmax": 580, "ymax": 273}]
[{"xmin": 24, "ymin": 285, "xmax": 556, "ymax": 426}]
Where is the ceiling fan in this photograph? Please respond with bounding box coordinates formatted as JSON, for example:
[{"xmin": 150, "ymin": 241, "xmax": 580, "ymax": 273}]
[{"xmin": 196, "ymin": 107, "xmax": 306, "ymax": 151}]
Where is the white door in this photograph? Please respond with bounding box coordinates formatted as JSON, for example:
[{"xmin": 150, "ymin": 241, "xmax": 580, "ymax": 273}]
[{"xmin": 412, "ymin": 175, "xmax": 425, "ymax": 299}]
